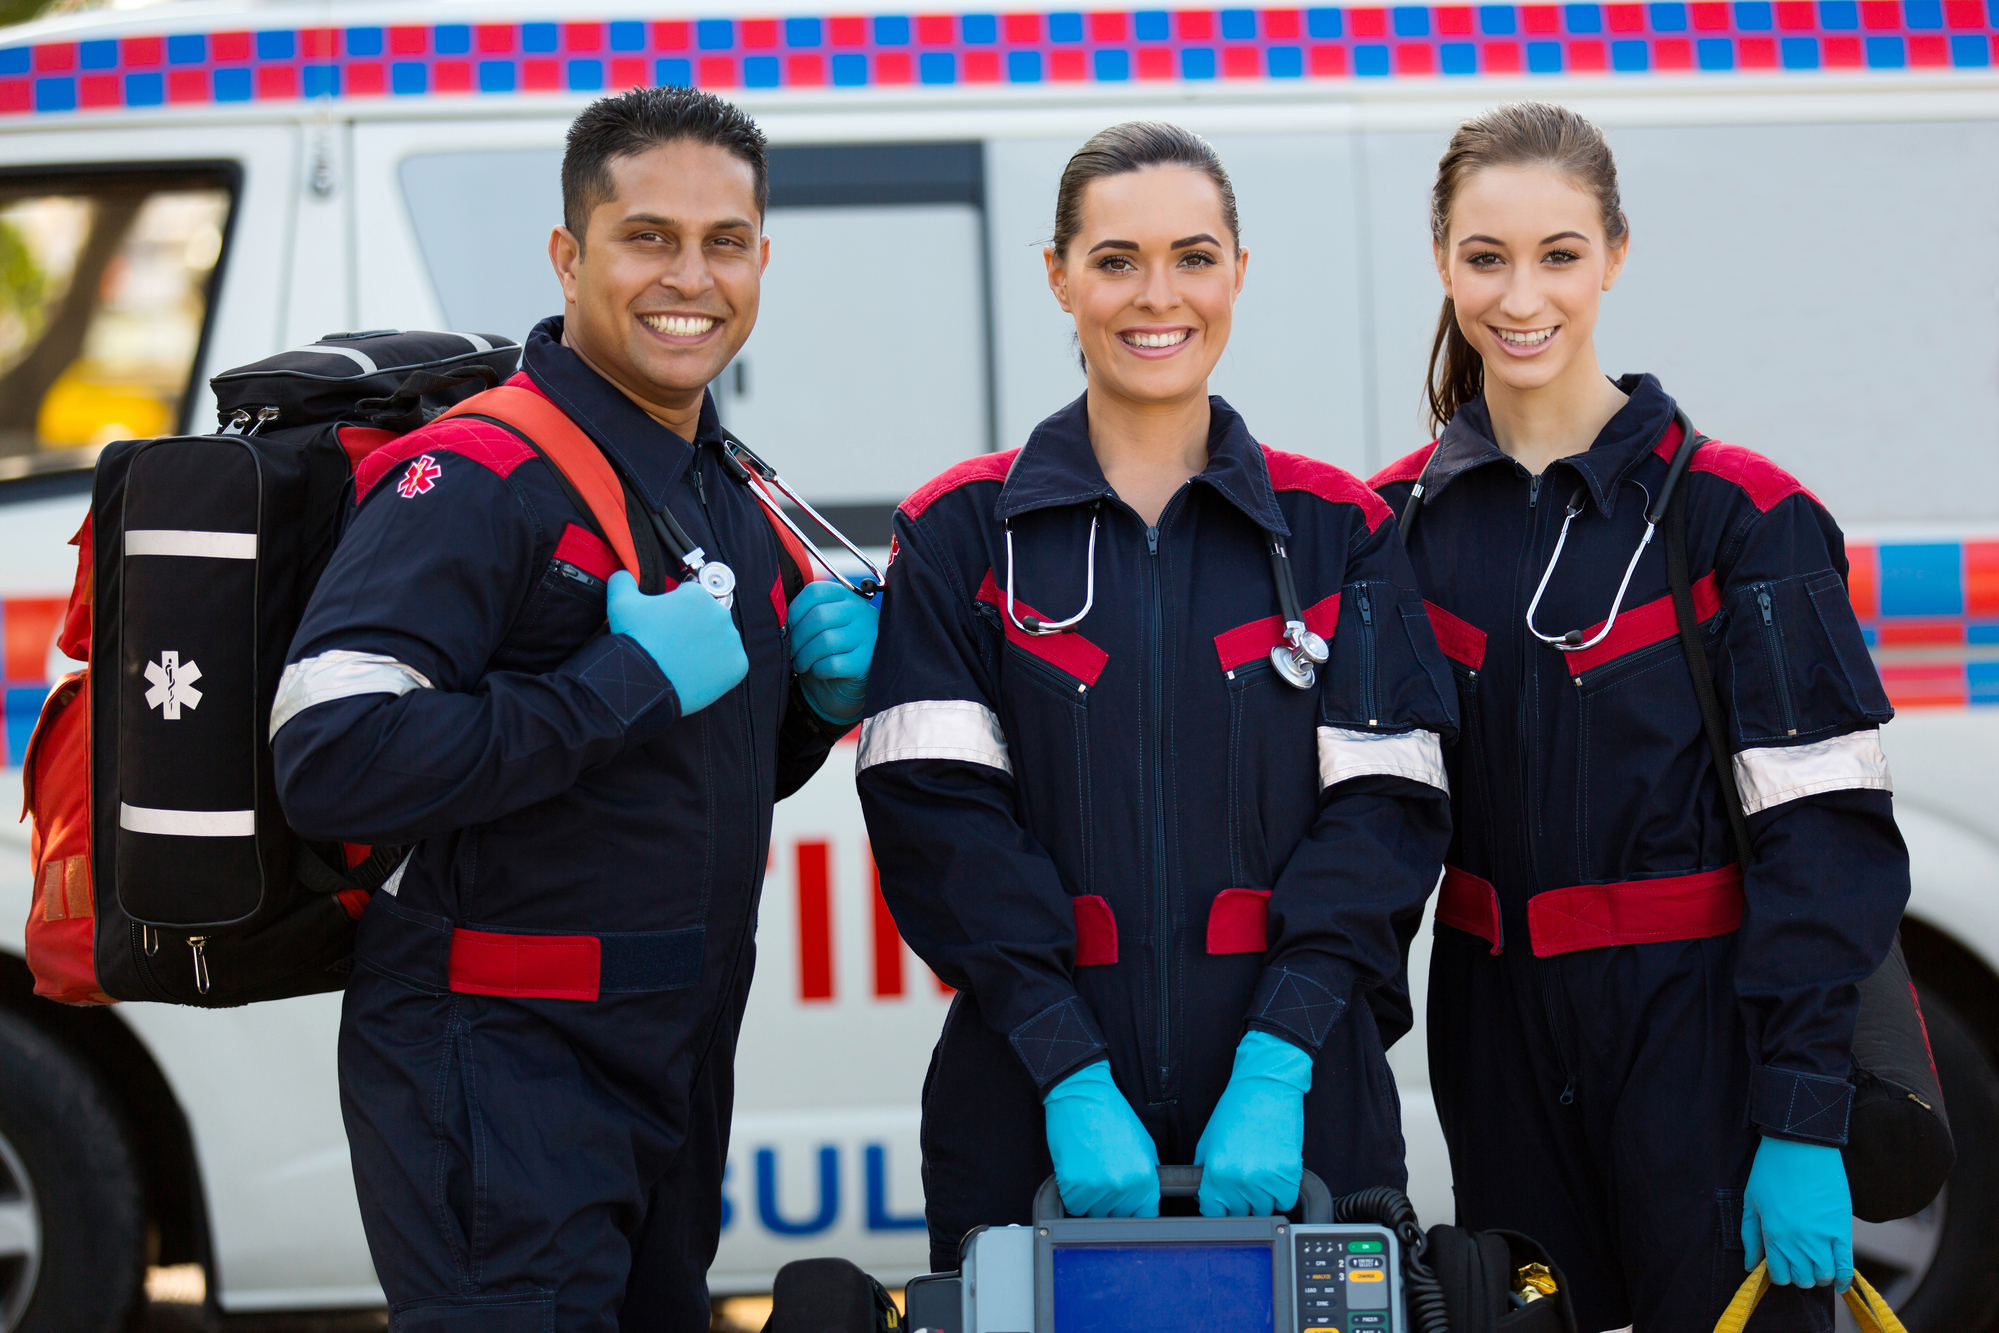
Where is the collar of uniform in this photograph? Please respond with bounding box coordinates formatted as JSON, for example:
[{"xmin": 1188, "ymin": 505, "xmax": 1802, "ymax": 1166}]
[
  {"xmin": 1421, "ymin": 373, "xmax": 1676, "ymax": 519},
  {"xmin": 993, "ymin": 392, "xmax": 1288, "ymax": 534},
  {"xmin": 520, "ymin": 316, "xmax": 725, "ymax": 511}
]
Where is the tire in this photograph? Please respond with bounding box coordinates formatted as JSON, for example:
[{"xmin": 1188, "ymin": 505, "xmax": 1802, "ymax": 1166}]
[
  {"xmin": 1851, "ymin": 989, "xmax": 1999, "ymax": 1333},
  {"xmin": 0, "ymin": 1008, "xmax": 144, "ymax": 1333}
]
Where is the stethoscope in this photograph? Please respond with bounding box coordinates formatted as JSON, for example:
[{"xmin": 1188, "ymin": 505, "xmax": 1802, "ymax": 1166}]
[
  {"xmin": 1400, "ymin": 408, "xmax": 1707, "ymax": 652},
  {"xmin": 644, "ymin": 432, "xmax": 885, "ymax": 608},
  {"xmin": 1003, "ymin": 504, "xmax": 1331, "ymax": 690}
]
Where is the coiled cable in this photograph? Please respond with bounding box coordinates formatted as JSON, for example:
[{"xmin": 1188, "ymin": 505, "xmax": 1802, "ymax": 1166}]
[{"xmin": 1332, "ymin": 1186, "xmax": 1450, "ymax": 1333}]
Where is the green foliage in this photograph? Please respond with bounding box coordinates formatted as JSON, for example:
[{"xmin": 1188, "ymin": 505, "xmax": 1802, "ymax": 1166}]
[
  {"xmin": 0, "ymin": 0, "xmax": 65, "ymax": 28},
  {"xmin": 0, "ymin": 219, "xmax": 46, "ymax": 336}
]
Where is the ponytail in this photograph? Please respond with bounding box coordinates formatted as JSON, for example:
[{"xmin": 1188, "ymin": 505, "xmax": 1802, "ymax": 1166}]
[{"xmin": 1425, "ymin": 298, "xmax": 1483, "ymax": 436}]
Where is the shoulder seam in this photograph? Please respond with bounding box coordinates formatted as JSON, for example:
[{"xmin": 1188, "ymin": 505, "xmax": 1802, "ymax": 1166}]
[
  {"xmin": 1263, "ymin": 446, "xmax": 1392, "ymax": 532},
  {"xmin": 900, "ymin": 449, "xmax": 1020, "ymax": 521},
  {"xmin": 1687, "ymin": 440, "xmax": 1818, "ymax": 514},
  {"xmin": 1368, "ymin": 442, "xmax": 1437, "ymax": 491}
]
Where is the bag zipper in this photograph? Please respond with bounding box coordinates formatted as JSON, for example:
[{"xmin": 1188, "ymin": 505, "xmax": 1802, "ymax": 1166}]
[{"xmin": 1756, "ymin": 586, "xmax": 1798, "ymax": 737}]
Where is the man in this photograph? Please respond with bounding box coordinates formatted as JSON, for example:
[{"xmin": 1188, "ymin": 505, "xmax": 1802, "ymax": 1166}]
[{"xmin": 272, "ymin": 87, "xmax": 877, "ymax": 1332}]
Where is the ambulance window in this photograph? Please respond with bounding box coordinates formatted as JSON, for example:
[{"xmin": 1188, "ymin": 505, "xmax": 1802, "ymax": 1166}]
[{"xmin": 0, "ymin": 168, "xmax": 233, "ymax": 467}]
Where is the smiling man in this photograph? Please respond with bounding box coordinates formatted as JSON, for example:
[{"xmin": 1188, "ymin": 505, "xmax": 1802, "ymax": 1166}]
[{"xmin": 270, "ymin": 88, "xmax": 877, "ymax": 1332}]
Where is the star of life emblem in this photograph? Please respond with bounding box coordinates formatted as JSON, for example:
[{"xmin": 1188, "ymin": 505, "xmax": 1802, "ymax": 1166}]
[
  {"xmin": 143, "ymin": 650, "xmax": 203, "ymax": 720},
  {"xmin": 397, "ymin": 455, "xmax": 442, "ymax": 498}
]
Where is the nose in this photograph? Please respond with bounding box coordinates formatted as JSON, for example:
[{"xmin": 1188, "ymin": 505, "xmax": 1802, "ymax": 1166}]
[
  {"xmin": 1496, "ymin": 265, "xmax": 1543, "ymax": 324},
  {"xmin": 1135, "ymin": 259, "xmax": 1181, "ymax": 314},
  {"xmin": 656, "ymin": 242, "xmax": 718, "ymax": 302}
]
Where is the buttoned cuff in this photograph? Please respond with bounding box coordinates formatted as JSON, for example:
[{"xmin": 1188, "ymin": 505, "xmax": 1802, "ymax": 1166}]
[
  {"xmin": 569, "ymin": 633, "xmax": 679, "ymax": 743},
  {"xmin": 1247, "ymin": 965, "xmax": 1349, "ymax": 1053},
  {"xmin": 1749, "ymin": 1065, "xmax": 1853, "ymax": 1147},
  {"xmin": 1009, "ymin": 995, "xmax": 1110, "ymax": 1094}
]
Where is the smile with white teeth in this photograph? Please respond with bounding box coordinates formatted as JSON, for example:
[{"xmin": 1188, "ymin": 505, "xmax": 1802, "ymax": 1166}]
[
  {"xmin": 1494, "ymin": 327, "xmax": 1555, "ymax": 347},
  {"xmin": 641, "ymin": 314, "xmax": 717, "ymax": 337},
  {"xmin": 1122, "ymin": 329, "xmax": 1189, "ymax": 349}
]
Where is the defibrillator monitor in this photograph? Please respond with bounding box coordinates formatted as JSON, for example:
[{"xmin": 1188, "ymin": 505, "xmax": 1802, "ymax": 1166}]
[{"xmin": 956, "ymin": 1216, "xmax": 1404, "ymax": 1333}]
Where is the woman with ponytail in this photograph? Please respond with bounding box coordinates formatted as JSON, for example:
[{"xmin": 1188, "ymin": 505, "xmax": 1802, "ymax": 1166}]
[{"xmin": 1371, "ymin": 103, "xmax": 1909, "ymax": 1333}]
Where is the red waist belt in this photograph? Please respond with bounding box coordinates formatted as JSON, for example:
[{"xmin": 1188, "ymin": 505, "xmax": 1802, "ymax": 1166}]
[
  {"xmin": 447, "ymin": 925, "xmax": 703, "ymax": 1001},
  {"xmin": 1437, "ymin": 865, "xmax": 1744, "ymax": 958}
]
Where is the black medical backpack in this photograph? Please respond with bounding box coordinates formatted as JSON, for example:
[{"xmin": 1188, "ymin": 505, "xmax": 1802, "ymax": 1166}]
[{"xmin": 76, "ymin": 331, "xmax": 519, "ymax": 1006}]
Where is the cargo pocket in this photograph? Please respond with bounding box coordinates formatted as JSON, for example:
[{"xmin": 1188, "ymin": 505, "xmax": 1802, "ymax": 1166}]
[
  {"xmin": 1222, "ymin": 659, "xmax": 1319, "ymax": 888},
  {"xmin": 1722, "ymin": 570, "xmax": 1891, "ymax": 745}
]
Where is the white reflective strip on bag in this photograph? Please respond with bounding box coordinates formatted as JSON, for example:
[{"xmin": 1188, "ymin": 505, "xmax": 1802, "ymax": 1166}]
[
  {"xmin": 856, "ymin": 699, "xmax": 1012, "ymax": 775},
  {"xmin": 268, "ymin": 650, "xmax": 434, "ymax": 740},
  {"xmin": 454, "ymin": 332, "xmax": 493, "ymax": 353},
  {"xmin": 1316, "ymin": 726, "xmax": 1449, "ymax": 795},
  {"xmin": 126, "ymin": 529, "xmax": 256, "ymax": 559},
  {"xmin": 378, "ymin": 853, "xmax": 413, "ymax": 897},
  {"xmin": 120, "ymin": 803, "xmax": 254, "ymax": 837},
  {"xmin": 303, "ymin": 343, "xmax": 378, "ymax": 373},
  {"xmin": 1732, "ymin": 727, "xmax": 1892, "ymax": 816}
]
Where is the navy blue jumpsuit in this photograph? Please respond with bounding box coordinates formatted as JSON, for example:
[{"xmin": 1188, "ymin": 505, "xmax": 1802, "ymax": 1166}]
[
  {"xmin": 272, "ymin": 318, "xmax": 848, "ymax": 1333},
  {"xmin": 858, "ymin": 394, "xmax": 1458, "ymax": 1269},
  {"xmin": 1371, "ymin": 376, "xmax": 1909, "ymax": 1333}
]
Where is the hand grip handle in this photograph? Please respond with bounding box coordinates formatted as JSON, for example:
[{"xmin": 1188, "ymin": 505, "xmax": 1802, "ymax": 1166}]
[{"xmin": 1032, "ymin": 1167, "xmax": 1333, "ymax": 1224}]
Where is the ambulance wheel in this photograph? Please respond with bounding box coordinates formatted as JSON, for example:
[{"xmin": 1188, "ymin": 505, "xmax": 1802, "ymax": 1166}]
[
  {"xmin": 1849, "ymin": 990, "xmax": 1999, "ymax": 1333},
  {"xmin": 0, "ymin": 1009, "xmax": 145, "ymax": 1333}
]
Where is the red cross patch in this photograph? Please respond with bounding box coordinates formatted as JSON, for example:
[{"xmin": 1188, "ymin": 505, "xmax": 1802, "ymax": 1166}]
[{"xmin": 397, "ymin": 455, "xmax": 442, "ymax": 499}]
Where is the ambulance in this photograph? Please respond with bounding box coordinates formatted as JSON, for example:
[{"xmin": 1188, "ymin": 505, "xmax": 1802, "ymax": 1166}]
[{"xmin": 0, "ymin": 0, "xmax": 1993, "ymax": 1328}]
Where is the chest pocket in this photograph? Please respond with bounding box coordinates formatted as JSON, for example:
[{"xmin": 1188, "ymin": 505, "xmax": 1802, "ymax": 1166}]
[
  {"xmin": 972, "ymin": 590, "xmax": 1104, "ymax": 897},
  {"xmin": 495, "ymin": 523, "xmax": 618, "ymax": 673},
  {"xmin": 1221, "ymin": 657, "xmax": 1321, "ymax": 889}
]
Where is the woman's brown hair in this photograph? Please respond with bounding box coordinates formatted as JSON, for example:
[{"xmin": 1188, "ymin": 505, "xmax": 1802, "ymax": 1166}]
[
  {"xmin": 1051, "ymin": 120, "xmax": 1239, "ymax": 261},
  {"xmin": 1425, "ymin": 102, "xmax": 1628, "ymax": 434}
]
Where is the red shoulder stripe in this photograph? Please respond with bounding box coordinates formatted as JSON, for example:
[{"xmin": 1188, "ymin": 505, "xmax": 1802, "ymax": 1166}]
[
  {"xmin": 1263, "ymin": 447, "xmax": 1391, "ymax": 532},
  {"xmin": 1213, "ymin": 593, "xmax": 1340, "ymax": 673},
  {"xmin": 1653, "ymin": 421, "xmax": 1817, "ymax": 513},
  {"xmin": 1563, "ymin": 572, "xmax": 1723, "ymax": 676},
  {"xmin": 974, "ymin": 569, "xmax": 1108, "ymax": 687},
  {"xmin": 900, "ymin": 450, "xmax": 1019, "ymax": 521},
  {"xmin": 1425, "ymin": 601, "xmax": 1486, "ymax": 672},
  {"xmin": 352, "ymin": 416, "xmax": 537, "ymax": 502},
  {"xmin": 552, "ymin": 523, "xmax": 618, "ymax": 582},
  {"xmin": 1369, "ymin": 442, "xmax": 1438, "ymax": 491}
]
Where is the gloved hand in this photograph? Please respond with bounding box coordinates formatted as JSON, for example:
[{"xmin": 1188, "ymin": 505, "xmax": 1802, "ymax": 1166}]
[
  {"xmin": 787, "ymin": 579, "xmax": 878, "ymax": 724},
  {"xmin": 1742, "ymin": 1135, "xmax": 1854, "ymax": 1291},
  {"xmin": 607, "ymin": 570, "xmax": 748, "ymax": 717},
  {"xmin": 1194, "ymin": 1030, "xmax": 1312, "ymax": 1217},
  {"xmin": 1043, "ymin": 1061, "xmax": 1161, "ymax": 1218}
]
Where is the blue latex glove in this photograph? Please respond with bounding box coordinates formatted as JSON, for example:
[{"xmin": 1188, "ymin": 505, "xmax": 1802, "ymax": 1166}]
[
  {"xmin": 1194, "ymin": 1031, "xmax": 1313, "ymax": 1217},
  {"xmin": 1742, "ymin": 1135, "xmax": 1854, "ymax": 1291},
  {"xmin": 1043, "ymin": 1061, "xmax": 1161, "ymax": 1218},
  {"xmin": 787, "ymin": 579, "xmax": 878, "ymax": 724},
  {"xmin": 607, "ymin": 570, "xmax": 748, "ymax": 717}
]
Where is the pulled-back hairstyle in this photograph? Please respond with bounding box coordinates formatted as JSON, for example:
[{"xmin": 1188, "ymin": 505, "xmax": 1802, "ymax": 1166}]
[
  {"xmin": 1426, "ymin": 102, "xmax": 1627, "ymax": 432},
  {"xmin": 1051, "ymin": 121, "xmax": 1240, "ymax": 260},
  {"xmin": 562, "ymin": 85, "xmax": 769, "ymax": 246}
]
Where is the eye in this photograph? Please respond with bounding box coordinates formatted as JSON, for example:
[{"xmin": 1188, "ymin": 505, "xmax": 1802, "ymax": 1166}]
[
  {"xmin": 1466, "ymin": 251, "xmax": 1503, "ymax": 269},
  {"xmin": 1544, "ymin": 248, "xmax": 1580, "ymax": 264},
  {"xmin": 1094, "ymin": 254, "xmax": 1136, "ymax": 272},
  {"xmin": 1178, "ymin": 250, "xmax": 1216, "ymax": 268}
]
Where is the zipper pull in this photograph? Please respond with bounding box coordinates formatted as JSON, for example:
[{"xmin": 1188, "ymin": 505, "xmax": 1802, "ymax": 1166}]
[
  {"xmin": 1529, "ymin": 474, "xmax": 1542, "ymax": 507},
  {"xmin": 143, "ymin": 924, "xmax": 159, "ymax": 956},
  {"xmin": 1758, "ymin": 588, "xmax": 1774, "ymax": 625},
  {"xmin": 1559, "ymin": 1079, "xmax": 1575, "ymax": 1106},
  {"xmin": 1146, "ymin": 525, "xmax": 1159, "ymax": 556},
  {"xmin": 189, "ymin": 936, "xmax": 210, "ymax": 995},
  {"xmin": 1358, "ymin": 588, "xmax": 1373, "ymax": 625}
]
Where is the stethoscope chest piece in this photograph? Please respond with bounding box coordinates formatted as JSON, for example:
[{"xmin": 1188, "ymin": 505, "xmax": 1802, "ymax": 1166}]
[
  {"xmin": 695, "ymin": 561, "xmax": 737, "ymax": 606},
  {"xmin": 1270, "ymin": 627, "xmax": 1329, "ymax": 690}
]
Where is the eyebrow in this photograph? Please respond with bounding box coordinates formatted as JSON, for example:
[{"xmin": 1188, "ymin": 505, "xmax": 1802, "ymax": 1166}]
[
  {"xmin": 1086, "ymin": 232, "xmax": 1224, "ymax": 254},
  {"xmin": 620, "ymin": 213, "xmax": 756, "ymax": 230},
  {"xmin": 1457, "ymin": 230, "xmax": 1590, "ymax": 247}
]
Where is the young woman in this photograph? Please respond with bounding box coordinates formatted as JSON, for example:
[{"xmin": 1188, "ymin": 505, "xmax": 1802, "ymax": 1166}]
[
  {"xmin": 858, "ymin": 122, "xmax": 1456, "ymax": 1262},
  {"xmin": 1371, "ymin": 103, "xmax": 1908, "ymax": 1333}
]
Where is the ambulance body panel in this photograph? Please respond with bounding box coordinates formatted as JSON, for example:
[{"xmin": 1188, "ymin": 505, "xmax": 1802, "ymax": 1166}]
[{"xmin": 0, "ymin": 0, "xmax": 1993, "ymax": 1321}]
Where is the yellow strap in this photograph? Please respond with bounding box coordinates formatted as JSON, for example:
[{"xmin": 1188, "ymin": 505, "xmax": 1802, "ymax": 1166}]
[{"xmin": 1713, "ymin": 1262, "xmax": 1905, "ymax": 1333}]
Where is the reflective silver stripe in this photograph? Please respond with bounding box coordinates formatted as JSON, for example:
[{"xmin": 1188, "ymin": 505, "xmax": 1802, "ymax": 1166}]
[
  {"xmin": 269, "ymin": 650, "xmax": 434, "ymax": 739},
  {"xmin": 454, "ymin": 332, "xmax": 493, "ymax": 353},
  {"xmin": 1316, "ymin": 726, "xmax": 1449, "ymax": 794},
  {"xmin": 120, "ymin": 803, "xmax": 254, "ymax": 837},
  {"xmin": 304, "ymin": 343, "xmax": 378, "ymax": 373},
  {"xmin": 856, "ymin": 700, "xmax": 1011, "ymax": 775},
  {"xmin": 379, "ymin": 853, "xmax": 412, "ymax": 897},
  {"xmin": 1733, "ymin": 727, "xmax": 1892, "ymax": 816},
  {"xmin": 126, "ymin": 529, "xmax": 256, "ymax": 559}
]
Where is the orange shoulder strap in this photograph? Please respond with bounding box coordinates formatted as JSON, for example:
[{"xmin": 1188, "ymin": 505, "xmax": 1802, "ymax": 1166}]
[{"xmin": 439, "ymin": 386, "xmax": 643, "ymax": 581}]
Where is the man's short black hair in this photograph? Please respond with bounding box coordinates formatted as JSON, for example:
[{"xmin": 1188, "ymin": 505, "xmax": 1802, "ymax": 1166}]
[{"xmin": 561, "ymin": 85, "xmax": 769, "ymax": 242}]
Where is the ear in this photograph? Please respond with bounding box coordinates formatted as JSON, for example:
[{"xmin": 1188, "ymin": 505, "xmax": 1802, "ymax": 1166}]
[
  {"xmin": 1044, "ymin": 245, "xmax": 1073, "ymax": 314},
  {"xmin": 550, "ymin": 225, "xmax": 582, "ymax": 306},
  {"xmin": 1601, "ymin": 227, "xmax": 1629, "ymax": 292},
  {"xmin": 759, "ymin": 231, "xmax": 771, "ymax": 274},
  {"xmin": 1231, "ymin": 245, "xmax": 1248, "ymax": 300},
  {"xmin": 1433, "ymin": 237, "xmax": 1452, "ymax": 300}
]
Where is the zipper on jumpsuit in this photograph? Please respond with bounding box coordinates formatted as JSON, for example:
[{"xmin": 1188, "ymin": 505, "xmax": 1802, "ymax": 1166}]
[
  {"xmin": 1519, "ymin": 467, "xmax": 1577, "ymax": 1108},
  {"xmin": 1145, "ymin": 520, "xmax": 1172, "ymax": 1097},
  {"xmin": 1756, "ymin": 587, "xmax": 1799, "ymax": 736},
  {"xmin": 1356, "ymin": 587, "xmax": 1377, "ymax": 724}
]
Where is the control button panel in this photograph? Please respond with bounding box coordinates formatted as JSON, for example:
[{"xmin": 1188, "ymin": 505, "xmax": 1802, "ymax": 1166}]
[{"xmin": 1291, "ymin": 1229, "xmax": 1398, "ymax": 1333}]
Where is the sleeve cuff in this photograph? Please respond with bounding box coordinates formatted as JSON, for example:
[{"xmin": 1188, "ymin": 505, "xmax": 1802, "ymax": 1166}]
[
  {"xmin": 1750, "ymin": 1064, "xmax": 1854, "ymax": 1146},
  {"xmin": 1009, "ymin": 995, "xmax": 1110, "ymax": 1093},
  {"xmin": 568, "ymin": 633, "xmax": 680, "ymax": 743},
  {"xmin": 1247, "ymin": 965, "xmax": 1349, "ymax": 1053}
]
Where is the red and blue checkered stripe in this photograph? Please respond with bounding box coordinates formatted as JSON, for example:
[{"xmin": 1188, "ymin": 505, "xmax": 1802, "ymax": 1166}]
[
  {"xmin": 1, "ymin": 2, "xmax": 1993, "ymax": 111},
  {"xmin": 1, "ymin": 596, "xmax": 64, "ymax": 768},
  {"xmin": 1847, "ymin": 538, "xmax": 1999, "ymax": 709}
]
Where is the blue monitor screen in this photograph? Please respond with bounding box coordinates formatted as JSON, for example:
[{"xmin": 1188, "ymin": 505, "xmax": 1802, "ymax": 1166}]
[{"xmin": 1051, "ymin": 1242, "xmax": 1274, "ymax": 1333}]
